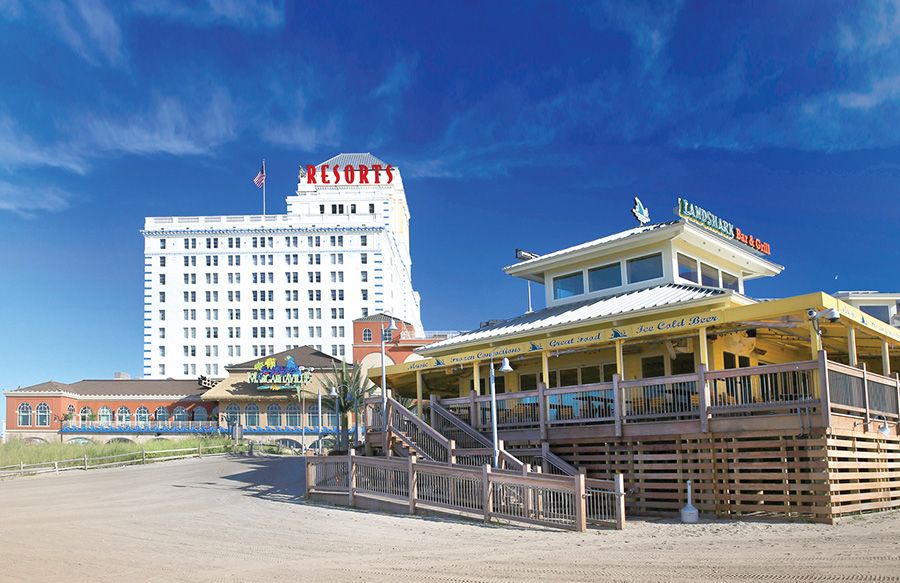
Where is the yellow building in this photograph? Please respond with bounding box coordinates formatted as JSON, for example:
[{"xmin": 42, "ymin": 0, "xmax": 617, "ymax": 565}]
[{"xmin": 368, "ymin": 199, "xmax": 900, "ymax": 522}]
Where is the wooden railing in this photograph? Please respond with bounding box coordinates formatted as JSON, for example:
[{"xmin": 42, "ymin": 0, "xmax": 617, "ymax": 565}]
[
  {"xmin": 429, "ymin": 399, "xmax": 525, "ymax": 470},
  {"xmin": 383, "ymin": 395, "xmax": 455, "ymax": 463},
  {"xmin": 305, "ymin": 453, "xmax": 626, "ymax": 531},
  {"xmin": 433, "ymin": 354, "xmax": 896, "ymax": 437},
  {"xmin": 508, "ymin": 445, "xmax": 579, "ymax": 476}
]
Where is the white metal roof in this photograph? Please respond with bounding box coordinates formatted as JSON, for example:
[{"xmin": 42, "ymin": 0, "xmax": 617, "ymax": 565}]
[
  {"xmin": 299, "ymin": 153, "xmax": 390, "ymax": 175},
  {"xmin": 418, "ymin": 284, "xmax": 736, "ymax": 354}
]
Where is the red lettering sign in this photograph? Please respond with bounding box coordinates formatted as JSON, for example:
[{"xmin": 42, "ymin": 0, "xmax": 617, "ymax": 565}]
[
  {"xmin": 306, "ymin": 164, "xmax": 394, "ymax": 185},
  {"xmin": 734, "ymin": 227, "xmax": 771, "ymax": 256}
]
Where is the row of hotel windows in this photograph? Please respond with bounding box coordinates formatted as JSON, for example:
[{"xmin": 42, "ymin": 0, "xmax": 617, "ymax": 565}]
[
  {"xmin": 161, "ymin": 235, "xmax": 370, "ymax": 251},
  {"xmin": 15, "ymin": 403, "xmax": 213, "ymax": 427},
  {"xmin": 159, "ymin": 270, "xmax": 369, "ymax": 285},
  {"xmin": 170, "ymin": 325, "xmax": 347, "ymax": 350},
  {"xmin": 319, "ymin": 203, "xmax": 377, "ymax": 215},
  {"xmin": 157, "ymin": 343, "xmax": 343, "ymax": 376},
  {"xmin": 161, "ymin": 288, "xmax": 370, "ymax": 303},
  {"xmin": 552, "ymin": 252, "xmax": 741, "ymax": 300},
  {"xmin": 157, "ymin": 253, "xmax": 369, "ymax": 268},
  {"xmin": 157, "ymin": 306, "xmax": 373, "ymax": 322}
]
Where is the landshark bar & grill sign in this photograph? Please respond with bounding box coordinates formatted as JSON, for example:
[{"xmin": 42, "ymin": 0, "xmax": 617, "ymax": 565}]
[{"xmin": 677, "ymin": 197, "xmax": 772, "ymax": 255}]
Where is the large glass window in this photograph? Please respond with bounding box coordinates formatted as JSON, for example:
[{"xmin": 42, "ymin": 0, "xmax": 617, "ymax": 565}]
[
  {"xmin": 193, "ymin": 407, "xmax": 208, "ymax": 421},
  {"xmin": 17, "ymin": 403, "xmax": 32, "ymax": 427},
  {"xmin": 559, "ymin": 368, "xmax": 579, "ymax": 387},
  {"xmin": 700, "ymin": 263, "xmax": 719, "ymax": 287},
  {"xmin": 860, "ymin": 305, "xmax": 891, "ymax": 323},
  {"xmin": 677, "ymin": 253, "xmax": 698, "ymax": 283},
  {"xmin": 641, "ymin": 356, "xmax": 666, "ymax": 378},
  {"xmin": 35, "ymin": 403, "xmax": 50, "ymax": 427},
  {"xmin": 519, "ymin": 373, "xmax": 538, "ymax": 391},
  {"xmin": 79, "ymin": 406, "xmax": 92, "ymax": 423},
  {"xmin": 98, "ymin": 406, "xmax": 113, "ymax": 424},
  {"xmin": 552, "ymin": 272, "xmax": 584, "ymax": 299},
  {"xmin": 362, "ymin": 328, "xmax": 373, "ymax": 342},
  {"xmin": 245, "ymin": 403, "xmax": 260, "ymax": 426},
  {"xmin": 267, "ymin": 404, "xmax": 282, "ymax": 426},
  {"xmin": 225, "ymin": 403, "xmax": 240, "ymax": 425},
  {"xmin": 672, "ymin": 353, "xmax": 695, "ymax": 375},
  {"xmin": 602, "ymin": 363, "xmax": 617, "ymax": 382},
  {"xmin": 116, "ymin": 406, "xmax": 131, "ymax": 424},
  {"xmin": 721, "ymin": 271, "xmax": 739, "ymax": 291},
  {"xmin": 581, "ymin": 365, "xmax": 602, "ymax": 384},
  {"xmin": 588, "ymin": 263, "xmax": 621, "ymax": 292},
  {"xmin": 627, "ymin": 253, "xmax": 663, "ymax": 283},
  {"xmin": 155, "ymin": 406, "xmax": 169, "ymax": 422},
  {"xmin": 286, "ymin": 404, "xmax": 301, "ymax": 426},
  {"xmin": 173, "ymin": 407, "xmax": 189, "ymax": 422},
  {"xmin": 135, "ymin": 406, "xmax": 150, "ymax": 423}
]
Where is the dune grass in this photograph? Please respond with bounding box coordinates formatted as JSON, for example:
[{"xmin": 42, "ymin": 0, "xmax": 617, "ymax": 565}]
[{"xmin": 0, "ymin": 436, "xmax": 236, "ymax": 468}]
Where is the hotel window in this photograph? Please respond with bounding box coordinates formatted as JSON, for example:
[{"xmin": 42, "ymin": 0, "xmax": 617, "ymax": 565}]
[
  {"xmin": 159, "ymin": 310, "xmax": 166, "ymax": 321},
  {"xmin": 588, "ymin": 263, "xmax": 621, "ymax": 293},
  {"xmin": 267, "ymin": 404, "xmax": 282, "ymax": 426},
  {"xmin": 383, "ymin": 329, "xmax": 393, "ymax": 342},
  {"xmin": 159, "ymin": 327, "xmax": 165, "ymax": 338},
  {"xmin": 369, "ymin": 203, "xmax": 375, "ymax": 213},
  {"xmin": 116, "ymin": 406, "xmax": 131, "ymax": 424},
  {"xmin": 362, "ymin": 328, "xmax": 373, "ymax": 342},
  {"xmin": 319, "ymin": 204, "xmax": 325, "ymax": 214},
  {"xmin": 159, "ymin": 274, "xmax": 166, "ymax": 285},
  {"xmin": 160, "ymin": 239, "xmax": 166, "ymax": 249},
  {"xmin": 159, "ymin": 346, "xmax": 165, "ymax": 357},
  {"xmin": 285, "ymin": 403, "xmax": 301, "ymax": 426},
  {"xmin": 361, "ymin": 253, "xmax": 368, "ymax": 264},
  {"xmin": 17, "ymin": 403, "xmax": 32, "ymax": 426},
  {"xmin": 627, "ymin": 253, "xmax": 663, "ymax": 283},
  {"xmin": 700, "ymin": 263, "xmax": 719, "ymax": 287},
  {"xmin": 159, "ymin": 364, "xmax": 165, "ymax": 376},
  {"xmin": 160, "ymin": 257, "xmax": 166, "ymax": 267},
  {"xmin": 361, "ymin": 271, "xmax": 368, "ymax": 282},
  {"xmin": 361, "ymin": 235, "xmax": 368, "ymax": 246},
  {"xmin": 155, "ymin": 407, "xmax": 169, "ymax": 422},
  {"xmin": 362, "ymin": 308, "xmax": 369, "ymax": 317},
  {"xmin": 350, "ymin": 204, "xmax": 356, "ymax": 214},
  {"xmin": 135, "ymin": 406, "xmax": 149, "ymax": 423},
  {"xmin": 860, "ymin": 305, "xmax": 891, "ymax": 323},
  {"xmin": 361, "ymin": 290, "xmax": 368, "ymax": 301},
  {"xmin": 721, "ymin": 271, "xmax": 739, "ymax": 292},
  {"xmin": 98, "ymin": 406, "xmax": 113, "ymax": 424},
  {"xmin": 245, "ymin": 403, "xmax": 260, "ymax": 427},
  {"xmin": 677, "ymin": 253, "xmax": 699, "ymax": 283},
  {"xmin": 553, "ymin": 272, "xmax": 584, "ymax": 300},
  {"xmin": 159, "ymin": 292, "xmax": 166, "ymax": 302}
]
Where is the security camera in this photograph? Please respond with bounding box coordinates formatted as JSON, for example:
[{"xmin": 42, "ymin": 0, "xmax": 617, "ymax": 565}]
[
  {"xmin": 823, "ymin": 308, "xmax": 840, "ymax": 323},
  {"xmin": 806, "ymin": 308, "xmax": 817, "ymax": 319}
]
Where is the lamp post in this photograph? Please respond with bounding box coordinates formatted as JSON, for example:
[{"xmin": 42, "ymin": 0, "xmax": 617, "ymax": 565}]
[
  {"xmin": 380, "ymin": 317, "xmax": 399, "ymax": 430},
  {"xmin": 317, "ymin": 384, "xmax": 339, "ymax": 455},
  {"xmin": 490, "ymin": 357, "xmax": 514, "ymax": 468}
]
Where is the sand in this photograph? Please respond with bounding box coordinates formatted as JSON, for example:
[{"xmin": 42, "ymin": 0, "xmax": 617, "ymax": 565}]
[{"xmin": 0, "ymin": 455, "xmax": 898, "ymax": 582}]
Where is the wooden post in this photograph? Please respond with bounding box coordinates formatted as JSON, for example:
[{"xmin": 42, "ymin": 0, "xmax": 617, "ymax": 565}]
[
  {"xmin": 848, "ymin": 327, "xmax": 858, "ymax": 367},
  {"xmin": 303, "ymin": 458, "xmax": 313, "ymax": 498},
  {"xmin": 473, "ymin": 362, "xmax": 481, "ymax": 396},
  {"xmin": 430, "ymin": 393, "xmax": 439, "ymax": 429},
  {"xmin": 197, "ymin": 446, "xmax": 202, "ymax": 458},
  {"xmin": 348, "ymin": 449, "xmax": 356, "ymax": 507},
  {"xmin": 882, "ymin": 341, "xmax": 891, "ymax": 376},
  {"xmin": 469, "ymin": 390, "xmax": 479, "ymax": 431},
  {"xmin": 383, "ymin": 399, "xmax": 392, "ymax": 457},
  {"xmin": 612, "ymin": 373, "xmax": 622, "ymax": 437},
  {"xmin": 141, "ymin": 448, "xmax": 146, "ymax": 465},
  {"xmin": 19, "ymin": 461, "xmax": 24, "ymax": 477},
  {"xmin": 574, "ymin": 472, "xmax": 587, "ymax": 533},
  {"xmin": 614, "ymin": 473, "xmax": 626, "ymax": 530},
  {"xmin": 895, "ymin": 373, "xmax": 900, "ymax": 437},
  {"xmin": 698, "ymin": 326, "xmax": 709, "ymax": 367},
  {"xmin": 537, "ymin": 381, "xmax": 547, "ymax": 440},
  {"xmin": 818, "ymin": 350, "xmax": 832, "ymax": 429},
  {"xmin": 482, "ymin": 464, "xmax": 492, "ymax": 523},
  {"xmin": 862, "ymin": 362, "xmax": 871, "ymax": 428},
  {"xmin": 416, "ymin": 370, "xmax": 424, "ymax": 418},
  {"xmin": 615, "ymin": 340, "xmax": 624, "ymax": 377},
  {"xmin": 408, "ymin": 455, "xmax": 417, "ymax": 515},
  {"xmin": 698, "ymin": 363, "xmax": 709, "ymax": 433},
  {"xmin": 54, "ymin": 461, "xmax": 59, "ymax": 475},
  {"xmin": 523, "ymin": 463, "xmax": 533, "ymax": 518},
  {"xmin": 83, "ymin": 454, "xmax": 88, "ymax": 470},
  {"xmin": 540, "ymin": 441, "xmax": 550, "ymax": 474},
  {"xmin": 448, "ymin": 439, "xmax": 457, "ymax": 465}
]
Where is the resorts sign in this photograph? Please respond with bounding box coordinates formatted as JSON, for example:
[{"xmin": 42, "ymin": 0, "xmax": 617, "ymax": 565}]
[{"xmin": 677, "ymin": 197, "xmax": 772, "ymax": 256}]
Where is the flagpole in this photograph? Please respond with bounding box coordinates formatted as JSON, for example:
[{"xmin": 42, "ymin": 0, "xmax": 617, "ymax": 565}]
[{"xmin": 262, "ymin": 159, "xmax": 266, "ymax": 216}]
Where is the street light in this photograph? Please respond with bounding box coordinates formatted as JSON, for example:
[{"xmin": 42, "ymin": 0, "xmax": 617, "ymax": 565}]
[
  {"xmin": 380, "ymin": 317, "xmax": 399, "ymax": 430},
  {"xmin": 490, "ymin": 357, "xmax": 514, "ymax": 468},
  {"xmin": 317, "ymin": 384, "xmax": 339, "ymax": 456}
]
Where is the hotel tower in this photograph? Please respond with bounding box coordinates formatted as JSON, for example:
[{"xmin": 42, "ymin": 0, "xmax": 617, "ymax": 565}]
[{"xmin": 141, "ymin": 153, "xmax": 423, "ymax": 379}]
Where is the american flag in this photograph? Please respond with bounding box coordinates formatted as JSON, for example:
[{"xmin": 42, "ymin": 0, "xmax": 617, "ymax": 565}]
[{"xmin": 253, "ymin": 162, "xmax": 266, "ymax": 188}]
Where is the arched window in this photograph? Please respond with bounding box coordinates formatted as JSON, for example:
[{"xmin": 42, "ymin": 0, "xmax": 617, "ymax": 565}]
[
  {"xmin": 173, "ymin": 406, "xmax": 189, "ymax": 422},
  {"xmin": 98, "ymin": 406, "xmax": 113, "ymax": 424},
  {"xmin": 79, "ymin": 406, "xmax": 92, "ymax": 423},
  {"xmin": 225, "ymin": 403, "xmax": 240, "ymax": 425},
  {"xmin": 286, "ymin": 403, "xmax": 300, "ymax": 426},
  {"xmin": 192, "ymin": 407, "xmax": 208, "ymax": 421},
  {"xmin": 308, "ymin": 403, "xmax": 320, "ymax": 426},
  {"xmin": 135, "ymin": 406, "xmax": 150, "ymax": 423},
  {"xmin": 383, "ymin": 329, "xmax": 393, "ymax": 342},
  {"xmin": 66, "ymin": 404, "xmax": 76, "ymax": 417},
  {"xmin": 210, "ymin": 406, "xmax": 219, "ymax": 421},
  {"xmin": 35, "ymin": 403, "xmax": 51, "ymax": 427},
  {"xmin": 267, "ymin": 404, "xmax": 282, "ymax": 426},
  {"xmin": 116, "ymin": 406, "xmax": 131, "ymax": 424},
  {"xmin": 245, "ymin": 403, "xmax": 260, "ymax": 426},
  {"xmin": 155, "ymin": 406, "xmax": 169, "ymax": 422},
  {"xmin": 17, "ymin": 403, "xmax": 32, "ymax": 427},
  {"xmin": 362, "ymin": 328, "xmax": 373, "ymax": 342}
]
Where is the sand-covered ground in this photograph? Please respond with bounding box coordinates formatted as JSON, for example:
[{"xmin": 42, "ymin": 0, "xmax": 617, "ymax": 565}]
[{"xmin": 1, "ymin": 455, "xmax": 898, "ymax": 582}]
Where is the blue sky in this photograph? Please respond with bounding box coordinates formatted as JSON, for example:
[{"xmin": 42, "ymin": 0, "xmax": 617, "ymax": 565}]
[{"xmin": 2, "ymin": 1, "xmax": 900, "ymax": 424}]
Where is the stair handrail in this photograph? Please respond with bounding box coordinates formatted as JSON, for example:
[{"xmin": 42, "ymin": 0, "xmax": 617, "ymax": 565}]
[
  {"xmin": 431, "ymin": 400, "xmax": 524, "ymax": 470},
  {"xmin": 386, "ymin": 394, "xmax": 452, "ymax": 462}
]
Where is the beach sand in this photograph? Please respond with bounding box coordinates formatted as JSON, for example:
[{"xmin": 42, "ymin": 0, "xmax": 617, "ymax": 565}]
[{"xmin": 0, "ymin": 455, "xmax": 898, "ymax": 582}]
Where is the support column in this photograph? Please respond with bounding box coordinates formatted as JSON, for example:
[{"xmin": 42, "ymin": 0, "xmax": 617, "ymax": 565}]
[
  {"xmin": 848, "ymin": 327, "xmax": 858, "ymax": 367},
  {"xmin": 818, "ymin": 350, "xmax": 832, "ymax": 429},
  {"xmin": 615, "ymin": 340, "xmax": 624, "ymax": 378},
  {"xmin": 541, "ymin": 351, "xmax": 550, "ymax": 388},
  {"xmin": 882, "ymin": 341, "xmax": 891, "ymax": 376},
  {"xmin": 698, "ymin": 327, "xmax": 709, "ymax": 366},
  {"xmin": 698, "ymin": 363, "xmax": 709, "ymax": 433},
  {"xmin": 808, "ymin": 320, "xmax": 821, "ymax": 360},
  {"xmin": 415, "ymin": 370, "xmax": 424, "ymax": 418},
  {"xmin": 473, "ymin": 362, "xmax": 481, "ymax": 396}
]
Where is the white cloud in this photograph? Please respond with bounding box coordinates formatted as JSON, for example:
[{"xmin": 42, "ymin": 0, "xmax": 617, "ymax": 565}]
[
  {"xmin": 0, "ymin": 179, "xmax": 72, "ymax": 217},
  {"xmin": 371, "ymin": 56, "xmax": 417, "ymax": 99},
  {"xmin": 133, "ymin": 0, "xmax": 285, "ymax": 30},
  {"xmin": 0, "ymin": 116, "xmax": 86, "ymax": 173},
  {"xmin": 79, "ymin": 91, "xmax": 237, "ymax": 156},
  {"xmin": 46, "ymin": 0, "xmax": 124, "ymax": 66}
]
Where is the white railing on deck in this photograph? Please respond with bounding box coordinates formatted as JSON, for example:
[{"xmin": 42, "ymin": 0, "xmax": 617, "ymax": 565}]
[
  {"xmin": 827, "ymin": 361, "xmax": 900, "ymax": 423},
  {"xmin": 620, "ymin": 374, "xmax": 699, "ymax": 419}
]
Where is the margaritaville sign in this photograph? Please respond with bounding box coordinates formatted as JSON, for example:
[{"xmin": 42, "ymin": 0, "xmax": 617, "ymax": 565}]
[
  {"xmin": 677, "ymin": 197, "xmax": 772, "ymax": 256},
  {"xmin": 247, "ymin": 356, "xmax": 313, "ymax": 391}
]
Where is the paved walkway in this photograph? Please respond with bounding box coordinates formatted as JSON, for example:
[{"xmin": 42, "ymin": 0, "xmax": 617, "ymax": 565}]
[{"xmin": 1, "ymin": 455, "xmax": 899, "ymax": 582}]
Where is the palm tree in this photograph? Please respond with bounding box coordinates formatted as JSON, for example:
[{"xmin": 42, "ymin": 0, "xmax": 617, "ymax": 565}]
[{"xmin": 324, "ymin": 360, "xmax": 377, "ymax": 451}]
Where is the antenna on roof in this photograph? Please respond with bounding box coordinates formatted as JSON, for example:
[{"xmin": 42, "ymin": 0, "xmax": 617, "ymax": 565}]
[{"xmin": 515, "ymin": 249, "xmax": 541, "ymax": 314}]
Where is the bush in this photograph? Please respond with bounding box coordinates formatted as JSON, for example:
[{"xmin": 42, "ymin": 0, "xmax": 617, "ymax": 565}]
[{"xmin": 0, "ymin": 436, "xmax": 234, "ymax": 467}]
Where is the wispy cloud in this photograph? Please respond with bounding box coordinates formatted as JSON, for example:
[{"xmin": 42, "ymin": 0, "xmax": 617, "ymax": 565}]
[
  {"xmin": 0, "ymin": 179, "xmax": 72, "ymax": 217},
  {"xmin": 371, "ymin": 56, "xmax": 417, "ymax": 99},
  {"xmin": 0, "ymin": 0, "xmax": 22, "ymax": 19},
  {"xmin": 46, "ymin": 0, "xmax": 124, "ymax": 66},
  {"xmin": 0, "ymin": 116, "xmax": 87, "ymax": 174},
  {"xmin": 78, "ymin": 91, "xmax": 237, "ymax": 156},
  {"xmin": 133, "ymin": 0, "xmax": 285, "ymax": 30}
]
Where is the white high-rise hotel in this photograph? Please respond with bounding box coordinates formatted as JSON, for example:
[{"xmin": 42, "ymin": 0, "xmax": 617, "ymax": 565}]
[{"xmin": 142, "ymin": 153, "xmax": 423, "ymax": 379}]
